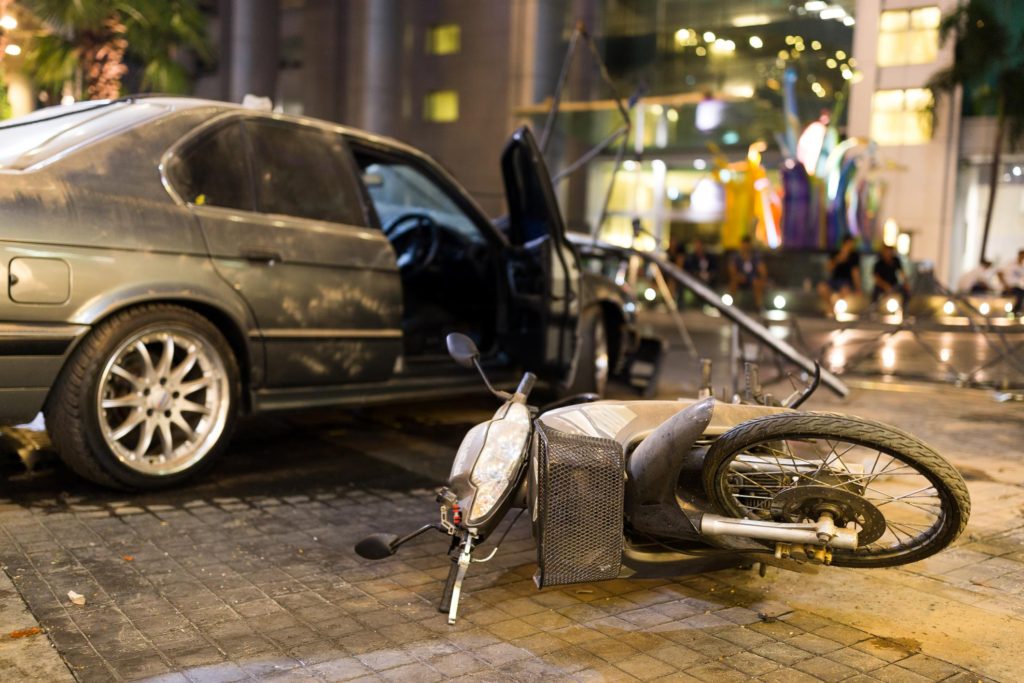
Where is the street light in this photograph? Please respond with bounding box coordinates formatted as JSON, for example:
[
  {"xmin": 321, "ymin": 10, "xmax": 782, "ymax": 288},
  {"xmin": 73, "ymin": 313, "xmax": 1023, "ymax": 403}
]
[{"xmin": 0, "ymin": 15, "xmax": 16, "ymax": 31}]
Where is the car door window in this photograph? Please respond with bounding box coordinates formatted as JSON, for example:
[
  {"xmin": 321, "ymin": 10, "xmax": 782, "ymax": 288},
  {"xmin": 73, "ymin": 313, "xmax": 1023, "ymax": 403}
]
[
  {"xmin": 245, "ymin": 119, "xmax": 363, "ymax": 225},
  {"xmin": 357, "ymin": 158, "xmax": 484, "ymax": 245},
  {"xmin": 172, "ymin": 120, "xmax": 254, "ymax": 211}
]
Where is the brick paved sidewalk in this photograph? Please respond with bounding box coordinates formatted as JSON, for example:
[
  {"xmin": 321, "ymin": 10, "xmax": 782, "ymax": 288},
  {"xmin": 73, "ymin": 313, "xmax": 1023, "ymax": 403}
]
[{"xmin": 1, "ymin": 385, "xmax": 1021, "ymax": 682}]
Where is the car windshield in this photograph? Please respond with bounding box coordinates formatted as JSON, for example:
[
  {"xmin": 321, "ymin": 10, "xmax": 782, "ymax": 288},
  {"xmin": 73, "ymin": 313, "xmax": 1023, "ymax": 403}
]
[{"xmin": 0, "ymin": 101, "xmax": 169, "ymax": 170}]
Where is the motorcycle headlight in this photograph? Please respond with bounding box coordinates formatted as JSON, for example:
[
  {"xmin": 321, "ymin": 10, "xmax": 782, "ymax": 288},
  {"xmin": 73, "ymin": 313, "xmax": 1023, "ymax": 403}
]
[{"xmin": 468, "ymin": 401, "xmax": 531, "ymax": 523}]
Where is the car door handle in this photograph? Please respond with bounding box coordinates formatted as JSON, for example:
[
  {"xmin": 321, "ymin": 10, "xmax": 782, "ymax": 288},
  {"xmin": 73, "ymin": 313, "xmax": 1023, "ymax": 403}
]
[{"xmin": 240, "ymin": 249, "xmax": 282, "ymax": 265}]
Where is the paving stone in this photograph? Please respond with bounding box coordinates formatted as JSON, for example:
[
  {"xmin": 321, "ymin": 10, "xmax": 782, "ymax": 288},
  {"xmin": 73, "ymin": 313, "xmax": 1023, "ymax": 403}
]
[
  {"xmin": 759, "ymin": 668, "xmax": 830, "ymax": 683},
  {"xmin": 613, "ymin": 653, "xmax": 677, "ymax": 680},
  {"xmin": 685, "ymin": 661, "xmax": 750, "ymax": 682},
  {"xmin": 786, "ymin": 631, "xmax": 846, "ymax": 655},
  {"xmin": 825, "ymin": 646, "xmax": 890, "ymax": 672},
  {"xmin": 793, "ymin": 654, "xmax": 859, "ymax": 681},
  {"xmin": 873, "ymin": 663, "xmax": 933, "ymax": 683},
  {"xmin": 896, "ymin": 653, "xmax": 964, "ymax": 679},
  {"xmin": 725, "ymin": 650, "xmax": 781, "ymax": 676},
  {"xmin": 814, "ymin": 623, "xmax": 871, "ymax": 646},
  {"xmin": 0, "ymin": 392, "xmax": 1009, "ymax": 683},
  {"xmin": 751, "ymin": 640, "xmax": 815, "ymax": 666}
]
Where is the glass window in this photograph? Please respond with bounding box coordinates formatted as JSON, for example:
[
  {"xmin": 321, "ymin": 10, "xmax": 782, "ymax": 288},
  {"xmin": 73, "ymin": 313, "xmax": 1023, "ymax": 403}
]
[
  {"xmin": 877, "ymin": 6, "xmax": 940, "ymax": 66},
  {"xmin": 356, "ymin": 157, "xmax": 484, "ymax": 245},
  {"xmin": 424, "ymin": 90, "xmax": 459, "ymax": 123},
  {"xmin": 172, "ymin": 121, "xmax": 254, "ymax": 211},
  {"xmin": 426, "ymin": 24, "xmax": 460, "ymax": 55},
  {"xmin": 870, "ymin": 88, "xmax": 934, "ymax": 146},
  {"xmin": 244, "ymin": 120, "xmax": 363, "ymax": 225}
]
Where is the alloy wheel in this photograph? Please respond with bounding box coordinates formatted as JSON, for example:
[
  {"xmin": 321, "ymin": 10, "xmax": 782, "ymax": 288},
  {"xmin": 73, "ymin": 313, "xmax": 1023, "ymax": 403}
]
[{"xmin": 95, "ymin": 326, "xmax": 231, "ymax": 476}]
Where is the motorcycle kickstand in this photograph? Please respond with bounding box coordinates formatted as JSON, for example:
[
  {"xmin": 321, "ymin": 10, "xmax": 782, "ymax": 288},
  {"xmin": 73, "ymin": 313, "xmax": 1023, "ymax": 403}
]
[{"xmin": 447, "ymin": 535, "xmax": 474, "ymax": 625}]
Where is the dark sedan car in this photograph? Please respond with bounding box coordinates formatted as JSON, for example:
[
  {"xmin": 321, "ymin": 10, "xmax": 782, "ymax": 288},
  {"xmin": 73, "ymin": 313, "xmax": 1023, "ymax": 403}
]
[{"xmin": 0, "ymin": 97, "xmax": 638, "ymax": 489}]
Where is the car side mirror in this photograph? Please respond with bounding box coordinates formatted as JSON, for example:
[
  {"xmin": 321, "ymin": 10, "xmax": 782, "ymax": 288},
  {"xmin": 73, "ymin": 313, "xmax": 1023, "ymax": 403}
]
[{"xmin": 446, "ymin": 333, "xmax": 480, "ymax": 369}]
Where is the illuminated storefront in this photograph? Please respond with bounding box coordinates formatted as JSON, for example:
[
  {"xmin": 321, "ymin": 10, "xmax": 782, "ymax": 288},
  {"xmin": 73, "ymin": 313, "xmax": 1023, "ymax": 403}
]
[{"xmin": 538, "ymin": 0, "xmax": 859, "ymax": 252}]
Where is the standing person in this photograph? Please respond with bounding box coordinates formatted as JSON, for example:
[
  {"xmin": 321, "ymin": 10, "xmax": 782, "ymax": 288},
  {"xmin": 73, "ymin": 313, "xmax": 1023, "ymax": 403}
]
[
  {"xmin": 728, "ymin": 235, "xmax": 768, "ymax": 308},
  {"xmin": 997, "ymin": 249, "xmax": 1024, "ymax": 314},
  {"xmin": 872, "ymin": 244, "xmax": 910, "ymax": 306},
  {"xmin": 957, "ymin": 259, "xmax": 996, "ymax": 294},
  {"xmin": 817, "ymin": 234, "xmax": 861, "ymax": 310},
  {"xmin": 684, "ymin": 238, "xmax": 718, "ymax": 286}
]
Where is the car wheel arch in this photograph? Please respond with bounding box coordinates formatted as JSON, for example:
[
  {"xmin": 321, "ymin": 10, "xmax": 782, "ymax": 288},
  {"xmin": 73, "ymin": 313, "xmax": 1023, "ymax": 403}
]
[{"xmin": 51, "ymin": 298, "xmax": 256, "ymax": 415}]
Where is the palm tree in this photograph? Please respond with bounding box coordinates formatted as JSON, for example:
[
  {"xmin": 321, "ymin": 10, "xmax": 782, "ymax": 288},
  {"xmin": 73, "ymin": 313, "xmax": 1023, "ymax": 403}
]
[
  {"xmin": 928, "ymin": 0, "xmax": 1024, "ymax": 263},
  {"xmin": 23, "ymin": 0, "xmax": 207, "ymax": 101}
]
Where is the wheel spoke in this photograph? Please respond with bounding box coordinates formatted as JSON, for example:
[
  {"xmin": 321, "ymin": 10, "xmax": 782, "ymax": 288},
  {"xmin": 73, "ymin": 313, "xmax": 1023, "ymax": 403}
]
[
  {"xmin": 171, "ymin": 413, "xmax": 197, "ymax": 441},
  {"xmin": 101, "ymin": 395, "xmax": 144, "ymax": 410},
  {"xmin": 110, "ymin": 365, "xmax": 144, "ymax": 389},
  {"xmin": 178, "ymin": 399, "xmax": 211, "ymax": 415},
  {"xmin": 873, "ymin": 485, "xmax": 937, "ymax": 507},
  {"xmin": 134, "ymin": 341, "xmax": 156, "ymax": 380},
  {"xmin": 110, "ymin": 409, "xmax": 145, "ymax": 440},
  {"xmin": 135, "ymin": 418, "xmax": 157, "ymax": 458},
  {"xmin": 159, "ymin": 420, "xmax": 174, "ymax": 459},
  {"xmin": 156, "ymin": 335, "xmax": 175, "ymax": 378},
  {"xmin": 178, "ymin": 376, "xmax": 212, "ymax": 396},
  {"xmin": 170, "ymin": 346, "xmax": 198, "ymax": 383}
]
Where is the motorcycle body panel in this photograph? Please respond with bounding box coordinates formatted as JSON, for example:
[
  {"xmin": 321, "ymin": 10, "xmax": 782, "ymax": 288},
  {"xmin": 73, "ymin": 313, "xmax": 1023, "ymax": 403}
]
[{"xmin": 538, "ymin": 398, "xmax": 793, "ymax": 450}]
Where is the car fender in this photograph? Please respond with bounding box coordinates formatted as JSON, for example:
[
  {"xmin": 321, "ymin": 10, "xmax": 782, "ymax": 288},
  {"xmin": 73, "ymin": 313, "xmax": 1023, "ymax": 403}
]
[{"xmin": 61, "ymin": 251, "xmax": 263, "ymax": 390}]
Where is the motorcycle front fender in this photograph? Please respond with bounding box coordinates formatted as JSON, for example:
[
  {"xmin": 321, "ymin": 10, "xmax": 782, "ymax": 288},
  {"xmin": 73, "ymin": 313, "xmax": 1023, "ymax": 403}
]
[{"xmin": 625, "ymin": 397, "xmax": 715, "ymax": 539}]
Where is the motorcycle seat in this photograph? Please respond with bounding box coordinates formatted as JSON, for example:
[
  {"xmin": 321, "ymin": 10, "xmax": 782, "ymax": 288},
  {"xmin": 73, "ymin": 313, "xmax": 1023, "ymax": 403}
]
[{"xmin": 538, "ymin": 398, "xmax": 791, "ymax": 453}]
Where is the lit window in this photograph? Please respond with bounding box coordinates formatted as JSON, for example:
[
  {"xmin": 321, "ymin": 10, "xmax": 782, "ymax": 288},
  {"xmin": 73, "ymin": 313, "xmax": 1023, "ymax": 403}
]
[
  {"xmin": 877, "ymin": 6, "xmax": 941, "ymax": 66},
  {"xmin": 870, "ymin": 88, "xmax": 933, "ymax": 145},
  {"xmin": 424, "ymin": 90, "xmax": 459, "ymax": 123},
  {"xmin": 426, "ymin": 24, "xmax": 460, "ymax": 55}
]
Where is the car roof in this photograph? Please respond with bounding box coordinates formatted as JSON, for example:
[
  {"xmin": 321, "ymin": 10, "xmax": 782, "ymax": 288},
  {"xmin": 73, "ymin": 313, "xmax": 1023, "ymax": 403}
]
[
  {"xmin": 0, "ymin": 95, "xmax": 429, "ymax": 171},
  {"xmin": 139, "ymin": 95, "xmax": 426, "ymax": 157}
]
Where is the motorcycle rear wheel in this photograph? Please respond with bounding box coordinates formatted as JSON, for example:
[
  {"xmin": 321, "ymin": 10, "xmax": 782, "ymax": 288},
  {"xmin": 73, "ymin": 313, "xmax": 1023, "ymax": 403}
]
[{"xmin": 703, "ymin": 413, "xmax": 970, "ymax": 568}]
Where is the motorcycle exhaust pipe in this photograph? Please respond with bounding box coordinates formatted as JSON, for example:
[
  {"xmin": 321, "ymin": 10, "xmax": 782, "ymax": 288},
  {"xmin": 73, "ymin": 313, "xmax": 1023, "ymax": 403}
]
[{"xmin": 700, "ymin": 513, "xmax": 858, "ymax": 550}]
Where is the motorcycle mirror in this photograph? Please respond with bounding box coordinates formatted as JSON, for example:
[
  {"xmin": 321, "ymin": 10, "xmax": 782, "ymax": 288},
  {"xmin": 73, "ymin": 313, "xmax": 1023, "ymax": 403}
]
[
  {"xmin": 354, "ymin": 533, "xmax": 399, "ymax": 560},
  {"xmin": 446, "ymin": 333, "xmax": 480, "ymax": 369}
]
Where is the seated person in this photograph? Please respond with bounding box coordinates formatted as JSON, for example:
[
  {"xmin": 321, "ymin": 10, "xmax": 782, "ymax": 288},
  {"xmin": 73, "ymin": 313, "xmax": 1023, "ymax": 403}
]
[
  {"xmin": 817, "ymin": 234, "xmax": 861, "ymax": 310},
  {"xmin": 956, "ymin": 259, "xmax": 996, "ymax": 294},
  {"xmin": 872, "ymin": 244, "xmax": 910, "ymax": 305},
  {"xmin": 997, "ymin": 249, "xmax": 1024, "ymax": 315},
  {"xmin": 728, "ymin": 235, "xmax": 768, "ymax": 308},
  {"xmin": 684, "ymin": 238, "xmax": 718, "ymax": 286}
]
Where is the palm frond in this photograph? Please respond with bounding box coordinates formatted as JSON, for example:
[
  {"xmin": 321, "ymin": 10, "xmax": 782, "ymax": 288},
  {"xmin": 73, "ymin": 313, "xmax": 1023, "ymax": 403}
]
[{"xmin": 24, "ymin": 32, "xmax": 78, "ymax": 90}]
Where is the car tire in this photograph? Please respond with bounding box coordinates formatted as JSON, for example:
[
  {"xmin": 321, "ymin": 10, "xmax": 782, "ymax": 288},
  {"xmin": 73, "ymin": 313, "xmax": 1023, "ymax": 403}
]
[
  {"xmin": 566, "ymin": 307, "xmax": 610, "ymax": 396},
  {"xmin": 45, "ymin": 304, "xmax": 240, "ymax": 490}
]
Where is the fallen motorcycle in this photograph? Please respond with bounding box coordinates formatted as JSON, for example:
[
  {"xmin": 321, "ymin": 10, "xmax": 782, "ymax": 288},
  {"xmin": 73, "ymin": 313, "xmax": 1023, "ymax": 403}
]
[{"xmin": 356, "ymin": 333, "xmax": 971, "ymax": 624}]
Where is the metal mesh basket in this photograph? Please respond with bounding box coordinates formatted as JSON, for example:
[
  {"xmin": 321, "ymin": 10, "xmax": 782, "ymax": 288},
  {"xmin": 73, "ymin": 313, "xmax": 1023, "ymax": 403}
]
[{"xmin": 532, "ymin": 422, "xmax": 625, "ymax": 588}]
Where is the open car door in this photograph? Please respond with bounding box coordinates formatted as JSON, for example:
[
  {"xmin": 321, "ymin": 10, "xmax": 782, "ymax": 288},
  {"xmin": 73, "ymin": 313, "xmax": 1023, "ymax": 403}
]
[{"xmin": 500, "ymin": 126, "xmax": 581, "ymax": 379}]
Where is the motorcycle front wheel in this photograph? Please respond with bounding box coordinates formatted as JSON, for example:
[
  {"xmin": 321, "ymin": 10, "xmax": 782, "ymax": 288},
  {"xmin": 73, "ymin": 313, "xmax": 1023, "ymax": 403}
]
[{"xmin": 702, "ymin": 413, "xmax": 970, "ymax": 568}]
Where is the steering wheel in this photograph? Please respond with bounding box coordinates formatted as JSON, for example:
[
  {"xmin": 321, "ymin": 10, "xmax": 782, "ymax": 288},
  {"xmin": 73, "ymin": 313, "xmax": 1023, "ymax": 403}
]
[{"xmin": 384, "ymin": 212, "xmax": 442, "ymax": 277}]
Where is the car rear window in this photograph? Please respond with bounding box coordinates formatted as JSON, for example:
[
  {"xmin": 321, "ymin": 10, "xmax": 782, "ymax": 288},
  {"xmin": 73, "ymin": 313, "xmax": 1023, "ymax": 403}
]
[{"xmin": 0, "ymin": 101, "xmax": 169, "ymax": 170}]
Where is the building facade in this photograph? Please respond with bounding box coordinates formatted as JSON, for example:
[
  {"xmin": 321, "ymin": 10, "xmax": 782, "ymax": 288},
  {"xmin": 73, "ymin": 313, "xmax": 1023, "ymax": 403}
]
[{"xmin": 3, "ymin": 0, "xmax": 1018, "ymax": 285}]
